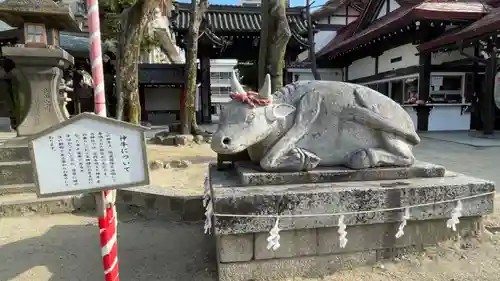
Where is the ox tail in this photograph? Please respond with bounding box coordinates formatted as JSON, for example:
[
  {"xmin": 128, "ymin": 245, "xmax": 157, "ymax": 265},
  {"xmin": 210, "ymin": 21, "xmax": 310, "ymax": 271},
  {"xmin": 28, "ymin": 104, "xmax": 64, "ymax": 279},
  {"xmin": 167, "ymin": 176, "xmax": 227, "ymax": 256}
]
[{"xmin": 340, "ymin": 89, "xmax": 421, "ymax": 146}]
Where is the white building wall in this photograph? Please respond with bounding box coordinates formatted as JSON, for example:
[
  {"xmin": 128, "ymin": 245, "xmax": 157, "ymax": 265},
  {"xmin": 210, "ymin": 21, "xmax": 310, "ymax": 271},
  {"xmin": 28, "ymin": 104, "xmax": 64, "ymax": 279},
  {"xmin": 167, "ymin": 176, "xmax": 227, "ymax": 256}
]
[
  {"xmin": 389, "ymin": 0, "xmax": 400, "ymax": 11},
  {"xmin": 431, "ymin": 47, "xmax": 474, "ymax": 65},
  {"xmin": 347, "ymin": 44, "xmax": 476, "ymax": 81},
  {"xmin": 378, "ymin": 43, "xmax": 419, "ymax": 73},
  {"xmin": 348, "ymin": 57, "xmax": 376, "ymax": 80}
]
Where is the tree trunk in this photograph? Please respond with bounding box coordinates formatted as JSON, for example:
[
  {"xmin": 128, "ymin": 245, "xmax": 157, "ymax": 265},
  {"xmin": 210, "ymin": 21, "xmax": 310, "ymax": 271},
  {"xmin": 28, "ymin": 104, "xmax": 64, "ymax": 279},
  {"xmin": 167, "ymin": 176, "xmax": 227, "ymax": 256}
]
[
  {"xmin": 258, "ymin": 0, "xmax": 291, "ymax": 92},
  {"xmin": 182, "ymin": 0, "xmax": 208, "ymax": 134},
  {"xmin": 115, "ymin": 0, "xmax": 159, "ymax": 124}
]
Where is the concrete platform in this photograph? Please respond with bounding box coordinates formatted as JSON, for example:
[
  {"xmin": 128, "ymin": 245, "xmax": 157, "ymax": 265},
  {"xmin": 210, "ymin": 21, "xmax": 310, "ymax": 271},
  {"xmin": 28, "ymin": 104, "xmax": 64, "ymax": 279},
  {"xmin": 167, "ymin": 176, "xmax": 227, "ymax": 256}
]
[
  {"xmin": 420, "ymin": 131, "xmax": 500, "ymax": 148},
  {"xmin": 208, "ymin": 163, "xmax": 495, "ymax": 281},
  {"xmin": 235, "ymin": 161, "xmax": 445, "ymax": 186}
]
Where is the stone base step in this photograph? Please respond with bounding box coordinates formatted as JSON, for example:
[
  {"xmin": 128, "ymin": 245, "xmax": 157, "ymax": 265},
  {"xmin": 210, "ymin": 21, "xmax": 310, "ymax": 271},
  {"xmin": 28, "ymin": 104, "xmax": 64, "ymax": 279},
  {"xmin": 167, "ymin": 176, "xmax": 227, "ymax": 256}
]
[
  {"xmin": 0, "ymin": 183, "xmax": 35, "ymax": 195},
  {"xmin": 0, "ymin": 160, "xmax": 34, "ymax": 185},
  {"xmin": 0, "ymin": 192, "xmax": 95, "ymax": 217},
  {"xmin": 235, "ymin": 161, "xmax": 446, "ymax": 186},
  {"xmin": 0, "ymin": 141, "xmax": 30, "ymax": 162}
]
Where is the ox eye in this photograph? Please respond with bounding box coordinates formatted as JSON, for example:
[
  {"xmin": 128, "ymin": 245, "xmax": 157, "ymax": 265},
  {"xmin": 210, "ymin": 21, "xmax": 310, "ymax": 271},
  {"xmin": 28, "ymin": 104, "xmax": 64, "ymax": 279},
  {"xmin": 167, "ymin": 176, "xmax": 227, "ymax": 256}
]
[{"xmin": 246, "ymin": 112, "xmax": 255, "ymax": 123}]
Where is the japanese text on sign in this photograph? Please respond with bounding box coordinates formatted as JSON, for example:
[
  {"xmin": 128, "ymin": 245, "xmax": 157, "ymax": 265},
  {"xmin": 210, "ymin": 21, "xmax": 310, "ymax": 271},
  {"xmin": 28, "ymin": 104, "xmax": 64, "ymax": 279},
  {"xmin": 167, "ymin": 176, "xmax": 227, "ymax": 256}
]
[{"xmin": 49, "ymin": 132, "xmax": 132, "ymax": 187}]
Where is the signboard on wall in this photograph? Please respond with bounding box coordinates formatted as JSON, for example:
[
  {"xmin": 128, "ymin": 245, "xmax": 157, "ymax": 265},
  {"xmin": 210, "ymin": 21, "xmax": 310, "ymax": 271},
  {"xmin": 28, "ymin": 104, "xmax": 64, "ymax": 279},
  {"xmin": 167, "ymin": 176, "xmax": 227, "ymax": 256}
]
[
  {"xmin": 431, "ymin": 76, "xmax": 443, "ymax": 91},
  {"xmin": 495, "ymin": 72, "xmax": 500, "ymax": 110},
  {"xmin": 29, "ymin": 113, "xmax": 150, "ymax": 198}
]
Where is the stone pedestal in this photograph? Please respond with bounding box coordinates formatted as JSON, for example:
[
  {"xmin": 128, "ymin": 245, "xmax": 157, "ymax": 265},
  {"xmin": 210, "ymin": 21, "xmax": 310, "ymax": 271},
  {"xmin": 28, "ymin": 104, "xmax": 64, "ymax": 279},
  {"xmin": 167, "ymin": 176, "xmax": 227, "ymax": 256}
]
[
  {"xmin": 208, "ymin": 162, "xmax": 495, "ymax": 281},
  {"xmin": 1, "ymin": 47, "xmax": 74, "ymax": 136}
]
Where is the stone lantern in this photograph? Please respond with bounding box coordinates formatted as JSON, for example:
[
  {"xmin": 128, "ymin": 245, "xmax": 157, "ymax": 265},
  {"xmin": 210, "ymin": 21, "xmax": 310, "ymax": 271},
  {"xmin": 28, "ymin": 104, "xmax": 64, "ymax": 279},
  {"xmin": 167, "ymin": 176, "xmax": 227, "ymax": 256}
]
[{"xmin": 0, "ymin": 0, "xmax": 81, "ymax": 137}]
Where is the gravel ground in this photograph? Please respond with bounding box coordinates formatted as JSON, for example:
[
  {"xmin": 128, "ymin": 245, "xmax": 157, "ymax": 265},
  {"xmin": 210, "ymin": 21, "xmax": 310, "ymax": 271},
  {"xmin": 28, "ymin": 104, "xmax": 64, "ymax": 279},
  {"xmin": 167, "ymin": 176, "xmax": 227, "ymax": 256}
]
[{"xmin": 1, "ymin": 137, "xmax": 500, "ymax": 281}]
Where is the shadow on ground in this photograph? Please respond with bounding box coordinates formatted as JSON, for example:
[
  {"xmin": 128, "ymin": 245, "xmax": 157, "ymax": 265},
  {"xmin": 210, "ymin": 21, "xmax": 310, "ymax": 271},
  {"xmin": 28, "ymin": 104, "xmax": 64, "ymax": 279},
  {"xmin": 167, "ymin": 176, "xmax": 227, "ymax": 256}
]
[{"xmin": 0, "ymin": 212, "xmax": 216, "ymax": 281}]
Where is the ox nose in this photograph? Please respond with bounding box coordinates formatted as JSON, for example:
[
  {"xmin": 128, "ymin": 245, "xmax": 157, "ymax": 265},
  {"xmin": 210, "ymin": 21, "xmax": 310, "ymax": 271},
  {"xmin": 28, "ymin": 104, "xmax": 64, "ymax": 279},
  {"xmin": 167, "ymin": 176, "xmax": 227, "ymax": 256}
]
[{"xmin": 222, "ymin": 137, "xmax": 231, "ymax": 146}]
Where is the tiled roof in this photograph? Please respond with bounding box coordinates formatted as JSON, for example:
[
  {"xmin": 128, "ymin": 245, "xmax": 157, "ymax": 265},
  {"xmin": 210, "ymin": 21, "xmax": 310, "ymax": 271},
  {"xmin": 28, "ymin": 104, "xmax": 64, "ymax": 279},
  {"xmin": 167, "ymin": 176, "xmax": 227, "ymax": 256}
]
[
  {"xmin": 320, "ymin": 0, "xmax": 489, "ymax": 57},
  {"xmin": 174, "ymin": 3, "xmax": 308, "ymax": 34},
  {"xmin": 418, "ymin": 7, "xmax": 500, "ymax": 52}
]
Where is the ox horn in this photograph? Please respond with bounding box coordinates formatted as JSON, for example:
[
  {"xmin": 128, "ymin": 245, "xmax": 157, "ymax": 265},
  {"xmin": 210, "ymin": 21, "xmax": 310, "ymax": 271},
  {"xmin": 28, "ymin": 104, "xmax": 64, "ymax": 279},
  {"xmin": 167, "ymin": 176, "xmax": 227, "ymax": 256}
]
[
  {"xmin": 258, "ymin": 74, "xmax": 271, "ymax": 100},
  {"xmin": 230, "ymin": 70, "xmax": 245, "ymax": 94}
]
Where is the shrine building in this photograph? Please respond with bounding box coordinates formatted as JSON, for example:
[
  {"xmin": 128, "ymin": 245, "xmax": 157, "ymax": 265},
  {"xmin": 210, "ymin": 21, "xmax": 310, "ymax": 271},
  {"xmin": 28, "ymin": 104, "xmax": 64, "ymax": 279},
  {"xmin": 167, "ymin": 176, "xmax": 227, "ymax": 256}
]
[
  {"xmin": 314, "ymin": 0, "xmax": 500, "ymax": 133},
  {"xmin": 171, "ymin": 3, "xmax": 311, "ymax": 124}
]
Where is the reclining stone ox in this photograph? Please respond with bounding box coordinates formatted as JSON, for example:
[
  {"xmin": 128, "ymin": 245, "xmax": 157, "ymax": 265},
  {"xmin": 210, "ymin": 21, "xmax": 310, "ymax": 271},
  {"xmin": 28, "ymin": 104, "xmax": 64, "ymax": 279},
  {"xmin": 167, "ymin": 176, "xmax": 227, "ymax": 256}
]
[{"xmin": 210, "ymin": 71, "xmax": 420, "ymax": 172}]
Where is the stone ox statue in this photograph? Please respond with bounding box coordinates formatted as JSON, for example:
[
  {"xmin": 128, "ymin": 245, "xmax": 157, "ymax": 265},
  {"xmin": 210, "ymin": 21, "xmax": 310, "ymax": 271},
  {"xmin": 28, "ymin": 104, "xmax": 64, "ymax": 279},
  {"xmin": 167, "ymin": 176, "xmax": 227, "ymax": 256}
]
[{"xmin": 211, "ymin": 71, "xmax": 420, "ymax": 172}]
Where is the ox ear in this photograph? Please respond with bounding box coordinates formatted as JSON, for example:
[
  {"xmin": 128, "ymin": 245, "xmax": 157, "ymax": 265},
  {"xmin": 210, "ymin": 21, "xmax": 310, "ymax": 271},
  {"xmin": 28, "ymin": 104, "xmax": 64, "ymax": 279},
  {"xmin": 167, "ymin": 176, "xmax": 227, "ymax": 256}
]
[{"xmin": 265, "ymin": 104, "xmax": 296, "ymax": 121}]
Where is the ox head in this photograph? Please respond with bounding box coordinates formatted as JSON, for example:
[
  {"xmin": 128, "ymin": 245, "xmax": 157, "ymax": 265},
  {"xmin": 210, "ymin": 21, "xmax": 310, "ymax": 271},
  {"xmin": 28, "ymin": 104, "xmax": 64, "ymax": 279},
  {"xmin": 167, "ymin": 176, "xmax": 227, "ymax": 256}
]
[{"xmin": 211, "ymin": 71, "xmax": 296, "ymax": 154}]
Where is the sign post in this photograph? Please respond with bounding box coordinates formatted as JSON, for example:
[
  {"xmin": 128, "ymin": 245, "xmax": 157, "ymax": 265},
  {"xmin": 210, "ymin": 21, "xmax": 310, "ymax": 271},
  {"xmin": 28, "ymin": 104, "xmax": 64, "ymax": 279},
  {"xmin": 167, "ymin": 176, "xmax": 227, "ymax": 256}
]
[
  {"xmin": 28, "ymin": 113, "xmax": 150, "ymax": 280},
  {"xmin": 86, "ymin": 0, "xmax": 121, "ymax": 278}
]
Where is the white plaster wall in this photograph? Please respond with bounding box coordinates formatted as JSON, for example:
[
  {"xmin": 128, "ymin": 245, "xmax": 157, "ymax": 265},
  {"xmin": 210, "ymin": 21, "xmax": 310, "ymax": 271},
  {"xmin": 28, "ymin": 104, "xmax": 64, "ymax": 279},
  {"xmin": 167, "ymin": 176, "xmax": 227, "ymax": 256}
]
[
  {"xmin": 144, "ymin": 88, "xmax": 180, "ymax": 111},
  {"xmin": 348, "ymin": 57, "xmax": 376, "ymax": 80},
  {"xmin": 431, "ymin": 47, "xmax": 474, "ymax": 65},
  {"xmin": 347, "ymin": 16, "xmax": 357, "ymax": 24},
  {"xmin": 378, "ymin": 44, "xmax": 419, "ymax": 73},
  {"xmin": 429, "ymin": 106, "xmax": 471, "ymax": 131},
  {"xmin": 376, "ymin": 1, "xmax": 387, "ymax": 19},
  {"xmin": 318, "ymin": 18, "xmax": 329, "ymax": 24},
  {"xmin": 329, "ymin": 16, "xmax": 348, "ymax": 25},
  {"xmin": 335, "ymin": 7, "xmax": 360, "ymax": 15},
  {"xmin": 389, "ymin": 0, "xmax": 400, "ymax": 11}
]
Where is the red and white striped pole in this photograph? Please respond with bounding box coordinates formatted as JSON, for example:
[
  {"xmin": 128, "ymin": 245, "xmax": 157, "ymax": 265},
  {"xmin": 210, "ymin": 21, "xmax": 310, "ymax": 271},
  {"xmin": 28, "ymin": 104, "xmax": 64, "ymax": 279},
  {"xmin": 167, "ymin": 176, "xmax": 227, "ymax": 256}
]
[{"xmin": 87, "ymin": 0, "xmax": 120, "ymax": 280}]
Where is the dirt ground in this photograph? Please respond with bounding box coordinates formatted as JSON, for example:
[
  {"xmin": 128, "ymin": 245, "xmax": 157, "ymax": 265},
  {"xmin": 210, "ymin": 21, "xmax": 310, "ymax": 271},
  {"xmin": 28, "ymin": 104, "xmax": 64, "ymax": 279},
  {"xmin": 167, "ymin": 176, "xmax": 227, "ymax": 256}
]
[
  {"xmin": 2, "ymin": 140, "xmax": 500, "ymax": 281},
  {"xmin": 142, "ymin": 143, "xmax": 500, "ymax": 281},
  {"xmin": 147, "ymin": 144, "xmax": 216, "ymax": 195}
]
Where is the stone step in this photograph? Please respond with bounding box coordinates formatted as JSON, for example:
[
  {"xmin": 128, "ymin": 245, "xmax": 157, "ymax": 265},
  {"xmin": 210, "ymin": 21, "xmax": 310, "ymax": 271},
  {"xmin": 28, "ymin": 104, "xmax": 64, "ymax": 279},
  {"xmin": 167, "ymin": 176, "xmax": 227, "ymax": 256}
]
[
  {"xmin": 0, "ymin": 183, "xmax": 35, "ymax": 195},
  {"xmin": 0, "ymin": 192, "xmax": 95, "ymax": 217},
  {"xmin": 0, "ymin": 145, "xmax": 31, "ymax": 162},
  {"xmin": 0, "ymin": 161, "xmax": 33, "ymax": 185},
  {"xmin": 234, "ymin": 161, "xmax": 446, "ymax": 186}
]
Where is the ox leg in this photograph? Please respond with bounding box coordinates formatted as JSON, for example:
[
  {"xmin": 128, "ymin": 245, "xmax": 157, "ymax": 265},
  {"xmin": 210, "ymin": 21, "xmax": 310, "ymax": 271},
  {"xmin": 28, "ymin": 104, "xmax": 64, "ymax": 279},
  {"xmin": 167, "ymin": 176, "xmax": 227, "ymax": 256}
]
[
  {"xmin": 260, "ymin": 91, "xmax": 322, "ymax": 171},
  {"xmin": 346, "ymin": 134, "xmax": 416, "ymax": 169}
]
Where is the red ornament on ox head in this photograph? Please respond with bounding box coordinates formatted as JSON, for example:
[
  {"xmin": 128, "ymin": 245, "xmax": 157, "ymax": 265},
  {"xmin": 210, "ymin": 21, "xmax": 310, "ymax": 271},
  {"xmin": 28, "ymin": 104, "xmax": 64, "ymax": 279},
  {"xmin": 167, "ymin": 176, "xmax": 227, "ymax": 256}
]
[{"xmin": 229, "ymin": 71, "xmax": 273, "ymax": 107}]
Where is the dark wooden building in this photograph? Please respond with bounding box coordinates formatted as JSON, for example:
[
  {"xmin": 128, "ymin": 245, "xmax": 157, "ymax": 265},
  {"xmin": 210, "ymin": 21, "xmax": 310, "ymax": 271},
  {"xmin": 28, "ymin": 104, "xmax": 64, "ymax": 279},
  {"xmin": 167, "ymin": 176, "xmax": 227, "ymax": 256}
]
[
  {"xmin": 317, "ymin": 0, "xmax": 498, "ymax": 133},
  {"xmin": 171, "ymin": 3, "xmax": 310, "ymax": 123},
  {"xmin": 417, "ymin": 7, "xmax": 500, "ymax": 134}
]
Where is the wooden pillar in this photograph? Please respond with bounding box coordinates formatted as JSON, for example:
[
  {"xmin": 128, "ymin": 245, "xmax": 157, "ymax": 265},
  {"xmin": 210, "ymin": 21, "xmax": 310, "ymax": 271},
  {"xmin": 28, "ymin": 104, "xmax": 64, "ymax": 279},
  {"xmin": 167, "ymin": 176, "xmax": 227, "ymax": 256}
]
[
  {"xmin": 72, "ymin": 70, "xmax": 82, "ymax": 115},
  {"xmin": 482, "ymin": 41, "xmax": 496, "ymax": 135},
  {"xmin": 200, "ymin": 56, "xmax": 211, "ymax": 124},
  {"xmin": 139, "ymin": 85, "xmax": 147, "ymax": 122},
  {"xmin": 471, "ymin": 43, "xmax": 482, "ymax": 130},
  {"xmin": 417, "ymin": 52, "xmax": 431, "ymax": 131}
]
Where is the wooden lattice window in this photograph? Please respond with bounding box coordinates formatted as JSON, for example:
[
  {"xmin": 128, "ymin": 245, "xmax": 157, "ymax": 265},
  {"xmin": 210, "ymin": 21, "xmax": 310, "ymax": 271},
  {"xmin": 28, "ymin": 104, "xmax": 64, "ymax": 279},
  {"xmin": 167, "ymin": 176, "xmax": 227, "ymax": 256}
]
[{"xmin": 24, "ymin": 23, "xmax": 47, "ymax": 46}]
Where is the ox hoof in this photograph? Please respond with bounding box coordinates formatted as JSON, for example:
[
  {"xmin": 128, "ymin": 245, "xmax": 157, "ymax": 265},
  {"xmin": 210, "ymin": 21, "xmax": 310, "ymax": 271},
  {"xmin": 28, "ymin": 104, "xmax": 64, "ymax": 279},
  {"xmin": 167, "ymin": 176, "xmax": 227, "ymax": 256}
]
[
  {"xmin": 346, "ymin": 149, "xmax": 373, "ymax": 169},
  {"xmin": 286, "ymin": 148, "xmax": 321, "ymax": 171}
]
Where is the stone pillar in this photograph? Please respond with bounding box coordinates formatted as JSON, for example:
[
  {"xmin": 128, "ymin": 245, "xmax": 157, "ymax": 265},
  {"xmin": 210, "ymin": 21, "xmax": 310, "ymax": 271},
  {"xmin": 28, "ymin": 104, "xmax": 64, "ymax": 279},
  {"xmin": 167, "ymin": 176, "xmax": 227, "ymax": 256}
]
[
  {"xmin": 200, "ymin": 56, "xmax": 212, "ymax": 124},
  {"xmin": 1, "ymin": 47, "xmax": 74, "ymax": 137}
]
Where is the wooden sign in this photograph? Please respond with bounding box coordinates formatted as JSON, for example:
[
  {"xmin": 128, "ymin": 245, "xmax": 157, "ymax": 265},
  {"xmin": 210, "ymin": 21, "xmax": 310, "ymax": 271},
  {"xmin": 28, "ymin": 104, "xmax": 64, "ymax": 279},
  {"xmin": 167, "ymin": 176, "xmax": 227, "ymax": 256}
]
[{"xmin": 29, "ymin": 113, "xmax": 150, "ymax": 197}]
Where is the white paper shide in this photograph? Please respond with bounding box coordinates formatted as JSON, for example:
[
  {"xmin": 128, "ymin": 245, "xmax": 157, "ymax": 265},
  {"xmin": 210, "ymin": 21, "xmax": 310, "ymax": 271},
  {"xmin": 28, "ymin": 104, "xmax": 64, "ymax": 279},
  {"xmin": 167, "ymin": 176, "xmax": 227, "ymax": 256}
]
[{"xmin": 31, "ymin": 116, "xmax": 148, "ymax": 197}]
